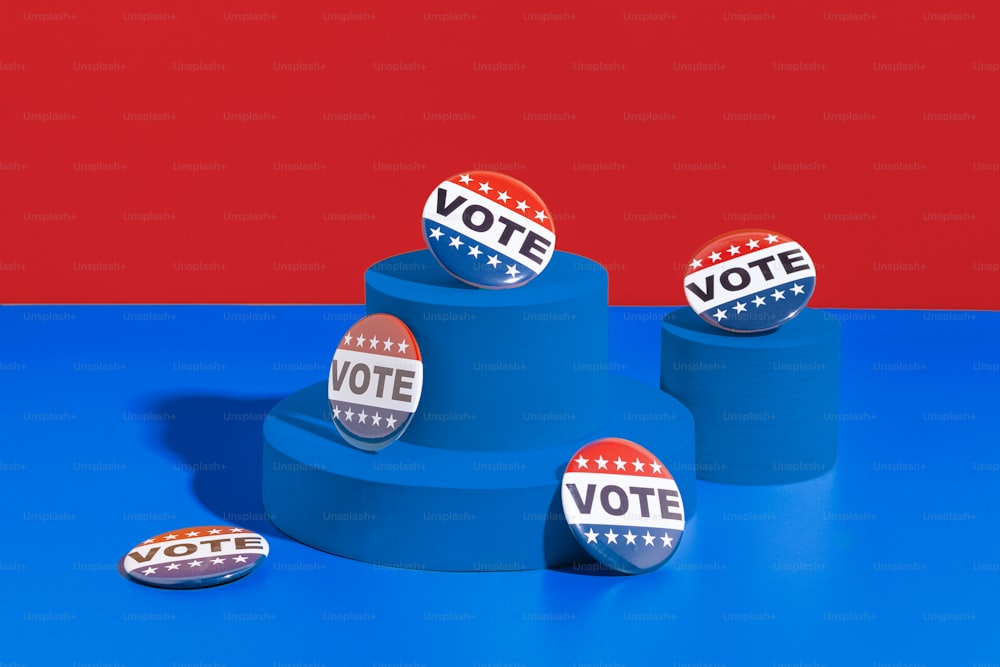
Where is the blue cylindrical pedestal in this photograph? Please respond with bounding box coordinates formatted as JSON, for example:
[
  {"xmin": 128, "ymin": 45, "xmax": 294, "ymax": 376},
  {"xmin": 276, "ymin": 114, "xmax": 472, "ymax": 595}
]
[
  {"xmin": 660, "ymin": 307, "xmax": 840, "ymax": 485},
  {"xmin": 365, "ymin": 250, "xmax": 608, "ymax": 451},
  {"xmin": 263, "ymin": 377, "xmax": 696, "ymax": 571}
]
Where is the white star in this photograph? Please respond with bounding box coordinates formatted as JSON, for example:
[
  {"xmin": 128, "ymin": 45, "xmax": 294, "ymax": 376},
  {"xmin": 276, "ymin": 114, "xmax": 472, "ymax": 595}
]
[
  {"xmin": 355, "ymin": 334, "xmax": 366, "ymax": 347},
  {"xmin": 712, "ymin": 308, "xmax": 727, "ymax": 321},
  {"xmin": 357, "ymin": 410, "xmax": 368, "ymax": 424},
  {"xmin": 650, "ymin": 461, "xmax": 663, "ymax": 474},
  {"xmin": 344, "ymin": 407, "xmax": 354, "ymax": 422},
  {"xmin": 660, "ymin": 532, "xmax": 674, "ymax": 548},
  {"xmin": 604, "ymin": 529, "xmax": 619, "ymax": 544},
  {"xmin": 765, "ymin": 233, "xmax": 779, "ymax": 244},
  {"xmin": 534, "ymin": 209, "xmax": 548, "ymax": 222},
  {"xmin": 371, "ymin": 413, "xmax": 382, "ymax": 427},
  {"xmin": 369, "ymin": 335, "xmax": 379, "ymax": 349},
  {"xmin": 142, "ymin": 538, "xmax": 155, "ymax": 544},
  {"xmin": 188, "ymin": 560, "xmax": 204, "ymax": 568},
  {"xmin": 791, "ymin": 283, "xmax": 805, "ymax": 296},
  {"xmin": 142, "ymin": 567, "xmax": 157, "ymax": 575},
  {"xmin": 396, "ymin": 339, "xmax": 409, "ymax": 354},
  {"xmin": 584, "ymin": 528, "xmax": 599, "ymax": 544},
  {"xmin": 689, "ymin": 258, "xmax": 703, "ymax": 269},
  {"xmin": 624, "ymin": 530, "xmax": 637, "ymax": 545},
  {"xmin": 486, "ymin": 254, "xmax": 501, "ymax": 268},
  {"xmin": 727, "ymin": 244, "xmax": 741, "ymax": 256},
  {"xmin": 595, "ymin": 456, "xmax": 608, "ymax": 470},
  {"xmin": 332, "ymin": 405, "xmax": 341, "ymax": 420},
  {"xmin": 211, "ymin": 558, "xmax": 226, "ymax": 565},
  {"xmin": 734, "ymin": 301, "xmax": 747, "ymax": 314},
  {"xmin": 385, "ymin": 414, "xmax": 398, "ymax": 429},
  {"xmin": 343, "ymin": 332, "xmax": 353, "ymax": 346},
  {"xmin": 515, "ymin": 199, "xmax": 529, "ymax": 212},
  {"xmin": 478, "ymin": 181, "xmax": 492, "ymax": 194},
  {"xmin": 207, "ymin": 529, "xmax": 222, "ymax": 535},
  {"xmin": 771, "ymin": 289, "xmax": 785, "ymax": 301},
  {"xmin": 631, "ymin": 458, "xmax": 645, "ymax": 472},
  {"xmin": 382, "ymin": 337, "xmax": 393, "ymax": 351},
  {"xmin": 574, "ymin": 455, "xmax": 589, "ymax": 469},
  {"xmin": 613, "ymin": 457, "xmax": 627, "ymax": 471},
  {"xmin": 163, "ymin": 534, "xmax": 178, "ymax": 540},
  {"xmin": 642, "ymin": 531, "xmax": 656, "ymax": 546},
  {"xmin": 753, "ymin": 294, "xmax": 767, "ymax": 307},
  {"xmin": 746, "ymin": 238, "xmax": 760, "ymax": 250},
  {"xmin": 233, "ymin": 555, "xmax": 248, "ymax": 563},
  {"xmin": 229, "ymin": 528, "xmax": 245, "ymax": 533},
  {"xmin": 505, "ymin": 264, "xmax": 520, "ymax": 279},
  {"xmin": 467, "ymin": 244, "xmax": 482, "ymax": 259},
  {"xmin": 458, "ymin": 173, "xmax": 472, "ymax": 184},
  {"xmin": 449, "ymin": 235, "xmax": 464, "ymax": 249},
  {"xmin": 709, "ymin": 251, "xmax": 723, "ymax": 263},
  {"xmin": 496, "ymin": 190, "xmax": 510, "ymax": 203},
  {"xmin": 165, "ymin": 562, "xmax": 181, "ymax": 571},
  {"xmin": 428, "ymin": 226, "xmax": 444, "ymax": 241}
]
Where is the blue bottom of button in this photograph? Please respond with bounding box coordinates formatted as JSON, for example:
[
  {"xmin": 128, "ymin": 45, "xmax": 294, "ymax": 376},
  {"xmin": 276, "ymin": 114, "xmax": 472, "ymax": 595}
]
[{"xmin": 263, "ymin": 376, "xmax": 696, "ymax": 571}]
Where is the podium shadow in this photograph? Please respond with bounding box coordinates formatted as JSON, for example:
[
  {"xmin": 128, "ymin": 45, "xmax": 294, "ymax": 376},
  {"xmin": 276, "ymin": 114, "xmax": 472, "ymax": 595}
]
[{"xmin": 144, "ymin": 393, "xmax": 287, "ymax": 541}]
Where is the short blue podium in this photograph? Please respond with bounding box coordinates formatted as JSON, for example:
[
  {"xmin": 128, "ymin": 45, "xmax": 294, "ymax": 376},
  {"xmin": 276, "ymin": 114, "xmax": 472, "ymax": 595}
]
[{"xmin": 660, "ymin": 307, "xmax": 840, "ymax": 485}]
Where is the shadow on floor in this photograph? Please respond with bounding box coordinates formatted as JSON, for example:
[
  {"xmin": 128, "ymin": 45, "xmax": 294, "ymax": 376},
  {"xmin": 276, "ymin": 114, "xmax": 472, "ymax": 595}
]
[{"xmin": 144, "ymin": 393, "xmax": 287, "ymax": 540}]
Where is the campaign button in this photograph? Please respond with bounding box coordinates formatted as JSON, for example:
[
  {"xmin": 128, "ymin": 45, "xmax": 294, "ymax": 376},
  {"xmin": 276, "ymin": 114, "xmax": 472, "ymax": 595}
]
[
  {"xmin": 329, "ymin": 313, "xmax": 423, "ymax": 451},
  {"xmin": 561, "ymin": 437, "xmax": 685, "ymax": 574},
  {"xmin": 422, "ymin": 170, "xmax": 556, "ymax": 289},
  {"xmin": 683, "ymin": 229, "xmax": 816, "ymax": 333},
  {"xmin": 121, "ymin": 526, "xmax": 269, "ymax": 589}
]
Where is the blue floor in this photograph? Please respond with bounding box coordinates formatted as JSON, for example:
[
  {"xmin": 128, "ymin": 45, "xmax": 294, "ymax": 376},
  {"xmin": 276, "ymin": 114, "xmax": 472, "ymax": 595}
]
[{"xmin": 2, "ymin": 306, "xmax": 997, "ymax": 666}]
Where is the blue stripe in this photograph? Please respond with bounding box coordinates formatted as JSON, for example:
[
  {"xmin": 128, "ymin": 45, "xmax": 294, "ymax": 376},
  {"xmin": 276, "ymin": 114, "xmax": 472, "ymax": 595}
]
[
  {"xmin": 422, "ymin": 218, "xmax": 538, "ymax": 288},
  {"xmin": 698, "ymin": 276, "xmax": 816, "ymax": 331}
]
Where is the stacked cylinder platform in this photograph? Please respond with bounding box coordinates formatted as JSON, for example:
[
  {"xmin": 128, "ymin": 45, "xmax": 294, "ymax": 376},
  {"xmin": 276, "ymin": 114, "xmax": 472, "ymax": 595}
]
[{"xmin": 263, "ymin": 250, "xmax": 697, "ymax": 571}]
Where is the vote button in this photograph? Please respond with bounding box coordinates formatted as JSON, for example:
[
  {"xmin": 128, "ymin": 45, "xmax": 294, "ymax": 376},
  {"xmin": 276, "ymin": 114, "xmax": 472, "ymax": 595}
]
[
  {"xmin": 683, "ymin": 229, "xmax": 816, "ymax": 333},
  {"xmin": 561, "ymin": 438, "xmax": 685, "ymax": 574},
  {"xmin": 329, "ymin": 313, "xmax": 423, "ymax": 451},
  {"xmin": 121, "ymin": 526, "xmax": 269, "ymax": 589},
  {"xmin": 422, "ymin": 170, "xmax": 556, "ymax": 289}
]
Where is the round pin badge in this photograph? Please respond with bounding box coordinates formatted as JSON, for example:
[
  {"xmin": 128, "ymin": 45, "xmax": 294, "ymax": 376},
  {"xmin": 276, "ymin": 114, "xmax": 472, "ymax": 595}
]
[
  {"xmin": 121, "ymin": 526, "xmax": 269, "ymax": 589},
  {"xmin": 422, "ymin": 170, "xmax": 556, "ymax": 289},
  {"xmin": 683, "ymin": 229, "xmax": 816, "ymax": 333},
  {"xmin": 329, "ymin": 313, "xmax": 423, "ymax": 451},
  {"xmin": 561, "ymin": 438, "xmax": 685, "ymax": 574}
]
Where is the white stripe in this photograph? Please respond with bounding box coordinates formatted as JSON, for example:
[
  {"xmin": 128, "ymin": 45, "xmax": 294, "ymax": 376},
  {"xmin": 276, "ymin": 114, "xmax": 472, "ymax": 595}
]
[
  {"xmin": 123, "ymin": 533, "xmax": 268, "ymax": 573},
  {"xmin": 561, "ymin": 471, "xmax": 685, "ymax": 530},
  {"xmin": 328, "ymin": 349, "xmax": 423, "ymax": 413},
  {"xmin": 423, "ymin": 181, "xmax": 555, "ymax": 271},
  {"xmin": 684, "ymin": 242, "xmax": 816, "ymax": 312}
]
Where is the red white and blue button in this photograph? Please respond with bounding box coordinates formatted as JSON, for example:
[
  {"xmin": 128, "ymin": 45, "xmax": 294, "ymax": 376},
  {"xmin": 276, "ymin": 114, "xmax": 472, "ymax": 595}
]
[
  {"xmin": 422, "ymin": 171, "xmax": 556, "ymax": 289},
  {"xmin": 561, "ymin": 438, "xmax": 685, "ymax": 574},
  {"xmin": 121, "ymin": 525, "xmax": 269, "ymax": 589},
  {"xmin": 329, "ymin": 313, "xmax": 423, "ymax": 451},
  {"xmin": 683, "ymin": 229, "xmax": 816, "ymax": 333}
]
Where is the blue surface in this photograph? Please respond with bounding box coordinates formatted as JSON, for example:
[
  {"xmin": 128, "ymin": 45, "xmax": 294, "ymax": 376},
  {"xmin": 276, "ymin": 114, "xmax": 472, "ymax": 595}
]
[
  {"xmin": 263, "ymin": 378, "xmax": 694, "ymax": 571},
  {"xmin": 661, "ymin": 307, "xmax": 840, "ymax": 484},
  {"xmin": 366, "ymin": 250, "xmax": 609, "ymax": 451},
  {"xmin": 2, "ymin": 305, "xmax": 998, "ymax": 666}
]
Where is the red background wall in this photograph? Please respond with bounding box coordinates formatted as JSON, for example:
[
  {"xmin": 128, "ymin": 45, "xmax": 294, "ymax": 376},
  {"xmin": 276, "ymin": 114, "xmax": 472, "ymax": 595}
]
[{"xmin": 2, "ymin": 1, "xmax": 997, "ymax": 308}]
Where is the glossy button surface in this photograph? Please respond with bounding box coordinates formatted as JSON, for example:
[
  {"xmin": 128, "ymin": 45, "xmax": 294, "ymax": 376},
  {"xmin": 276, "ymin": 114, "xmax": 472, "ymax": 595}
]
[
  {"xmin": 683, "ymin": 229, "xmax": 816, "ymax": 333},
  {"xmin": 422, "ymin": 171, "xmax": 556, "ymax": 289},
  {"xmin": 561, "ymin": 438, "xmax": 685, "ymax": 574},
  {"xmin": 122, "ymin": 526, "xmax": 269, "ymax": 588},
  {"xmin": 329, "ymin": 313, "xmax": 423, "ymax": 451}
]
